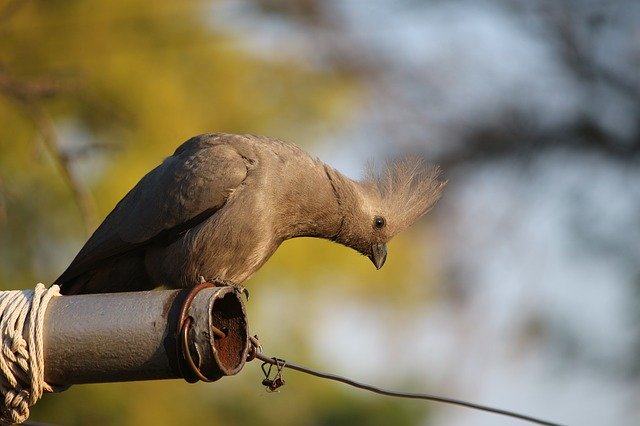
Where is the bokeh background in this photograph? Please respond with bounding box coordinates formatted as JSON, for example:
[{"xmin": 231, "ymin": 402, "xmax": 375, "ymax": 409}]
[{"xmin": 1, "ymin": 1, "xmax": 639, "ymax": 425}]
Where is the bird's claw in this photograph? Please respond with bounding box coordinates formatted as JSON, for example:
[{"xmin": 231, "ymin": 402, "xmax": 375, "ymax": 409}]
[
  {"xmin": 234, "ymin": 285, "xmax": 250, "ymax": 301},
  {"xmin": 211, "ymin": 278, "xmax": 249, "ymax": 301},
  {"xmin": 211, "ymin": 278, "xmax": 233, "ymax": 287}
]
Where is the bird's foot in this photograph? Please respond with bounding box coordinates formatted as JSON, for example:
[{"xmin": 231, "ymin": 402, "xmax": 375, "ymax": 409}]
[{"xmin": 212, "ymin": 278, "xmax": 250, "ymax": 301}]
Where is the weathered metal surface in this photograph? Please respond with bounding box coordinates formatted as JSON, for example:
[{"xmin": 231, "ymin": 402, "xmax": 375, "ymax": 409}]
[{"xmin": 43, "ymin": 286, "xmax": 249, "ymax": 385}]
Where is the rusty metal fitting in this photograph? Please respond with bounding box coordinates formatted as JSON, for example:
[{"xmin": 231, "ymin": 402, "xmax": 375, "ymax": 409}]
[
  {"xmin": 175, "ymin": 283, "xmax": 249, "ymax": 383},
  {"xmin": 43, "ymin": 285, "xmax": 249, "ymax": 385}
]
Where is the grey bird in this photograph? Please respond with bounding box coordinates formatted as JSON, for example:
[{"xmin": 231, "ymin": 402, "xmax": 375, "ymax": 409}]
[{"xmin": 56, "ymin": 133, "xmax": 445, "ymax": 295}]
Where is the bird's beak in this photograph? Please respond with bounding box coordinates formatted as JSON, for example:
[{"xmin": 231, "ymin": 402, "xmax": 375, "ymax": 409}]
[{"xmin": 369, "ymin": 243, "xmax": 387, "ymax": 270}]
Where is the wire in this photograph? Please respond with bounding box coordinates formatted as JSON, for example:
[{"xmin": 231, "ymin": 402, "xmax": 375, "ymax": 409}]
[{"xmin": 253, "ymin": 351, "xmax": 564, "ymax": 426}]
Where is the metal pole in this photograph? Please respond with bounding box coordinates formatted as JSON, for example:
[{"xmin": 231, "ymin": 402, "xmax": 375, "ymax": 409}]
[{"xmin": 42, "ymin": 284, "xmax": 249, "ymax": 385}]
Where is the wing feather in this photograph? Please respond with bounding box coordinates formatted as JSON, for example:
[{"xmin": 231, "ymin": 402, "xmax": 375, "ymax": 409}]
[{"xmin": 56, "ymin": 134, "xmax": 249, "ymax": 286}]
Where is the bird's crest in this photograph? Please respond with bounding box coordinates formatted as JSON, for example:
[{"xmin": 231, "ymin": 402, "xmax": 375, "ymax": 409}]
[{"xmin": 362, "ymin": 157, "xmax": 446, "ymax": 237}]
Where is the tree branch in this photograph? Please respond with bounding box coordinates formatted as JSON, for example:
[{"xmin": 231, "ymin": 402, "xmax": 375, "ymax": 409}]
[
  {"xmin": 0, "ymin": 69, "xmax": 98, "ymax": 235},
  {"xmin": 0, "ymin": 174, "xmax": 7, "ymax": 226},
  {"xmin": 0, "ymin": 0, "xmax": 27, "ymax": 26}
]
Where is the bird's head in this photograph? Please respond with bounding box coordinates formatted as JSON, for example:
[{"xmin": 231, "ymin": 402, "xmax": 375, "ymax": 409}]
[{"xmin": 327, "ymin": 157, "xmax": 446, "ymax": 270}]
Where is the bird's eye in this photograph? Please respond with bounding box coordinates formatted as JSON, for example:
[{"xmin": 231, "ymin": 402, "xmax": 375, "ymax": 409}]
[{"xmin": 373, "ymin": 216, "xmax": 386, "ymax": 229}]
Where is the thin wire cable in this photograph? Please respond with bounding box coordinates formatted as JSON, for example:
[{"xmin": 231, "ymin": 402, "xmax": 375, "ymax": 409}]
[
  {"xmin": 0, "ymin": 284, "xmax": 61, "ymax": 425},
  {"xmin": 253, "ymin": 351, "xmax": 564, "ymax": 426}
]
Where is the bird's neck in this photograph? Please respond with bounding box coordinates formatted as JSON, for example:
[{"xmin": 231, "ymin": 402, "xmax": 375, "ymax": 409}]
[{"xmin": 273, "ymin": 162, "xmax": 346, "ymax": 242}]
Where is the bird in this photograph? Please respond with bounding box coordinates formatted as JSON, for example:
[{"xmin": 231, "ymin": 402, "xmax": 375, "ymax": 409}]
[{"xmin": 55, "ymin": 133, "xmax": 446, "ymax": 295}]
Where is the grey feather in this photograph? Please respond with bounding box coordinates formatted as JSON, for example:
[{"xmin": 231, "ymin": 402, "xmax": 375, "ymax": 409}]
[{"xmin": 55, "ymin": 133, "xmax": 445, "ymax": 295}]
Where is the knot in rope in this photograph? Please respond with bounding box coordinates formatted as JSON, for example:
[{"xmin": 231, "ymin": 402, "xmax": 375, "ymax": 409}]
[{"xmin": 0, "ymin": 284, "xmax": 60, "ymax": 425}]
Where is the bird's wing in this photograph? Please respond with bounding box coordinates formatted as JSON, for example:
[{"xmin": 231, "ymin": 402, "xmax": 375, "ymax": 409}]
[{"xmin": 56, "ymin": 136, "xmax": 250, "ymax": 286}]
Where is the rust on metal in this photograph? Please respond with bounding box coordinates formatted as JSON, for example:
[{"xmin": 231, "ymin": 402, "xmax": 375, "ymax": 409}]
[
  {"xmin": 43, "ymin": 285, "xmax": 249, "ymax": 385},
  {"xmin": 208, "ymin": 290, "xmax": 249, "ymax": 375},
  {"xmin": 175, "ymin": 283, "xmax": 249, "ymax": 383}
]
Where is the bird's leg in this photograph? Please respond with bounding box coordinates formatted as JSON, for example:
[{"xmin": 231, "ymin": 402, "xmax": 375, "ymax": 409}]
[{"xmin": 212, "ymin": 278, "xmax": 250, "ymax": 301}]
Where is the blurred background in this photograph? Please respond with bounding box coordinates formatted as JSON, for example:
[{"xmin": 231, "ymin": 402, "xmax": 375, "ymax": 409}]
[{"xmin": 1, "ymin": 0, "xmax": 639, "ymax": 424}]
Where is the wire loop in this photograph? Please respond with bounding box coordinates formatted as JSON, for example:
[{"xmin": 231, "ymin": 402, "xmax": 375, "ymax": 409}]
[
  {"xmin": 176, "ymin": 283, "xmax": 217, "ymax": 383},
  {"xmin": 260, "ymin": 357, "xmax": 286, "ymax": 392}
]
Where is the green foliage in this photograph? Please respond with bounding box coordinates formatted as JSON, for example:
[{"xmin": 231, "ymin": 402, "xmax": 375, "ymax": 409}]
[
  {"xmin": 0, "ymin": 0, "xmax": 354, "ymax": 287},
  {"xmin": 31, "ymin": 373, "xmax": 428, "ymax": 426},
  {"xmin": 1, "ymin": 1, "xmax": 437, "ymax": 424}
]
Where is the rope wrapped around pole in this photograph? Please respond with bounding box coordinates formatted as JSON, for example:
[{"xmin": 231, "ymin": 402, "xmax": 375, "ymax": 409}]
[
  {"xmin": 0, "ymin": 284, "xmax": 249, "ymax": 425},
  {"xmin": 0, "ymin": 284, "xmax": 61, "ymax": 425}
]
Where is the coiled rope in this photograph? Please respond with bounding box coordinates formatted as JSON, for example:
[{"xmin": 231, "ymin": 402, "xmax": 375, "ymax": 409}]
[{"xmin": 0, "ymin": 284, "xmax": 60, "ymax": 425}]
